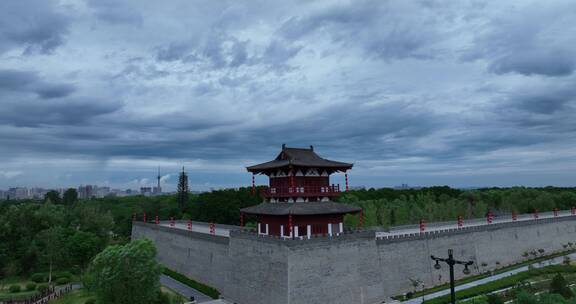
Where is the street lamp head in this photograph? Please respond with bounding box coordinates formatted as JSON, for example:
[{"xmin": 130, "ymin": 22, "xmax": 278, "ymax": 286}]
[
  {"xmin": 434, "ymin": 260, "xmax": 441, "ymax": 270},
  {"xmin": 463, "ymin": 265, "xmax": 471, "ymax": 275}
]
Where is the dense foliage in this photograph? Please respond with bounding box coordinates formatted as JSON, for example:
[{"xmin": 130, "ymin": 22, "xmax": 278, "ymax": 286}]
[
  {"xmin": 338, "ymin": 186, "xmax": 576, "ymax": 227},
  {"xmin": 84, "ymin": 239, "xmax": 163, "ymax": 304}
]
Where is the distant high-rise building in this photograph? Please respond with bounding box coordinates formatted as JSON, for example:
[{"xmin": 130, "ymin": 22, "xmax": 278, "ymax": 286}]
[
  {"xmin": 78, "ymin": 185, "xmax": 95, "ymax": 199},
  {"xmin": 140, "ymin": 187, "xmax": 152, "ymax": 196}
]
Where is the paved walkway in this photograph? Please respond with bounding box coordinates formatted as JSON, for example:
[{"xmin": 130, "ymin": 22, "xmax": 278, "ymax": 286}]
[
  {"xmin": 401, "ymin": 252, "xmax": 576, "ymax": 303},
  {"xmin": 160, "ymin": 274, "xmax": 214, "ymax": 303},
  {"xmin": 378, "ymin": 209, "xmax": 573, "ymax": 238},
  {"xmin": 159, "ymin": 222, "xmax": 231, "ymax": 237}
]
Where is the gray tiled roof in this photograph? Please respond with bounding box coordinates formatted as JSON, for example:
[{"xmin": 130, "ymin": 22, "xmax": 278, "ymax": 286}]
[
  {"xmin": 240, "ymin": 202, "xmax": 361, "ymax": 215},
  {"xmin": 246, "ymin": 146, "xmax": 353, "ymax": 172}
]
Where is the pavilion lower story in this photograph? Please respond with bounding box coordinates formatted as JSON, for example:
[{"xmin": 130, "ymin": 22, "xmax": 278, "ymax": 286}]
[{"xmin": 241, "ymin": 201, "xmax": 361, "ymax": 238}]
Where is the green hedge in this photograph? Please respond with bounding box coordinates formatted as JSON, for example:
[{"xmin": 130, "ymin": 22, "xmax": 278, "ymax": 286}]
[
  {"xmin": 424, "ymin": 265, "xmax": 576, "ymax": 304},
  {"xmin": 162, "ymin": 267, "xmax": 220, "ymax": 299},
  {"xmin": 25, "ymin": 283, "xmax": 37, "ymax": 291},
  {"xmin": 8, "ymin": 285, "xmax": 21, "ymax": 293}
]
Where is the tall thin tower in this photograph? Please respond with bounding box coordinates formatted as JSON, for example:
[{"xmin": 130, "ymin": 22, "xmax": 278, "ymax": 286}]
[{"xmin": 155, "ymin": 166, "xmax": 162, "ymax": 194}]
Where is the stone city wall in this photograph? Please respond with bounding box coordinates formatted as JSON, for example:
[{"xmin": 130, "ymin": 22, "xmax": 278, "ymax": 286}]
[{"xmin": 133, "ymin": 215, "xmax": 576, "ymax": 304}]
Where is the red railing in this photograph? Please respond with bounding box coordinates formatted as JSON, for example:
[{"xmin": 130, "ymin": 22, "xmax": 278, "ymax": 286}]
[{"xmin": 261, "ymin": 185, "xmax": 341, "ymax": 198}]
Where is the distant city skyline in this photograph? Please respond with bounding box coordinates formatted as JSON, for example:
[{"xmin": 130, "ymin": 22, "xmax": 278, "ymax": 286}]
[{"xmin": 1, "ymin": 1, "xmax": 576, "ymax": 189}]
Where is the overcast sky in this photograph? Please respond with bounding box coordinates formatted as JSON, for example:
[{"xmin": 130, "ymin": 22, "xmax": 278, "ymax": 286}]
[{"xmin": 1, "ymin": 0, "xmax": 576, "ymax": 191}]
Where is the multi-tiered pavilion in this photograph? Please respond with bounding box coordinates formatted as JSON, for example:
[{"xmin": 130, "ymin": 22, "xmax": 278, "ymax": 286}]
[{"xmin": 241, "ymin": 144, "xmax": 361, "ymax": 238}]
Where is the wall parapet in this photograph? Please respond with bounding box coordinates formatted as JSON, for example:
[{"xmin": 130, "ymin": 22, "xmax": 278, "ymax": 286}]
[
  {"xmin": 376, "ymin": 215, "xmax": 576, "ymax": 244},
  {"xmin": 133, "ymin": 222, "xmax": 229, "ymax": 244}
]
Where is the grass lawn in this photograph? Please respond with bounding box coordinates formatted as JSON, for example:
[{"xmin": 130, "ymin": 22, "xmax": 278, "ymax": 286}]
[
  {"xmin": 0, "ymin": 278, "xmax": 39, "ymax": 301},
  {"xmin": 0, "ymin": 290, "xmax": 39, "ymax": 301},
  {"xmin": 47, "ymin": 287, "xmax": 185, "ymax": 304},
  {"xmin": 48, "ymin": 289, "xmax": 94, "ymax": 304}
]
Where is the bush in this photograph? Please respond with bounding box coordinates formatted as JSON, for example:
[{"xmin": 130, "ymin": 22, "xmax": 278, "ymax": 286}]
[
  {"xmin": 486, "ymin": 293, "xmax": 504, "ymax": 304},
  {"xmin": 550, "ymin": 273, "xmax": 573, "ymax": 299},
  {"xmin": 25, "ymin": 283, "xmax": 37, "ymax": 291},
  {"xmin": 31, "ymin": 273, "xmax": 46, "ymax": 283},
  {"xmin": 54, "ymin": 271, "xmax": 73, "ymax": 280},
  {"xmin": 84, "ymin": 299, "xmax": 96, "ymax": 304},
  {"xmin": 37, "ymin": 283, "xmax": 50, "ymax": 293},
  {"xmin": 162, "ymin": 267, "xmax": 220, "ymax": 299},
  {"xmin": 9, "ymin": 285, "xmax": 21, "ymax": 293},
  {"xmin": 55, "ymin": 277, "xmax": 70, "ymax": 285}
]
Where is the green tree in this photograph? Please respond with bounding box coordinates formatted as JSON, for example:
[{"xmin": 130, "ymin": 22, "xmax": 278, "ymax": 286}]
[
  {"xmin": 62, "ymin": 188, "xmax": 78, "ymax": 205},
  {"xmin": 177, "ymin": 167, "xmax": 189, "ymax": 212},
  {"xmin": 550, "ymin": 273, "xmax": 574, "ymax": 299},
  {"xmin": 44, "ymin": 190, "xmax": 61, "ymax": 204},
  {"xmin": 516, "ymin": 291, "xmax": 538, "ymax": 304},
  {"xmin": 85, "ymin": 239, "xmax": 162, "ymax": 304},
  {"xmin": 67, "ymin": 231, "xmax": 103, "ymax": 268},
  {"xmin": 35, "ymin": 227, "xmax": 69, "ymax": 282}
]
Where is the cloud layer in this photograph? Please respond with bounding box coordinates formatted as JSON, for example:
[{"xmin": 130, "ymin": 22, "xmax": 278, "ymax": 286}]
[{"xmin": 1, "ymin": 0, "xmax": 576, "ymax": 190}]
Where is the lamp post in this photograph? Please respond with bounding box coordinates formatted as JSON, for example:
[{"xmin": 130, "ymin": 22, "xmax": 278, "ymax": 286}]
[{"xmin": 431, "ymin": 249, "xmax": 473, "ymax": 304}]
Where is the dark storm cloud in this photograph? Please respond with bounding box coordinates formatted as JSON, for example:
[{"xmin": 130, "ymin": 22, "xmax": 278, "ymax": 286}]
[
  {"xmin": 3, "ymin": 0, "xmax": 576, "ymax": 189},
  {"xmin": 465, "ymin": 2, "xmax": 576, "ymax": 77},
  {"xmin": 87, "ymin": 0, "xmax": 143, "ymax": 25},
  {"xmin": 489, "ymin": 51, "xmax": 575, "ymax": 77},
  {"xmin": 0, "ymin": 96, "xmax": 123, "ymax": 127},
  {"xmin": 0, "ymin": 69, "xmax": 76, "ymax": 99},
  {"xmin": 278, "ymin": 1, "xmax": 444, "ymax": 60},
  {"xmin": 493, "ymin": 82, "xmax": 576, "ymax": 133},
  {"xmin": 0, "ymin": 0, "xmax": 70, "ymax": 55}
]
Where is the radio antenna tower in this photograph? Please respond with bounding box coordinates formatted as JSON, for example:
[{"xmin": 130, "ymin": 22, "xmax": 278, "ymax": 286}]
[{"xmin": 156, "ymin": 166, "xmax": 162, "ymax": 194}]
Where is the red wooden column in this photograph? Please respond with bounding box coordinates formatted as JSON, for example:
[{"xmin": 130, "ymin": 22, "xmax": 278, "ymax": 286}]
[
  {"xmin": 187, "ymin": 220, "xmax": 192, "ymax": 231},
  {"xmin": 553, "ymin": 208, "xmax": 559, "ymax": 217},
  {"xmin": 155, "ymin": 214, "xmax": 159, "ymax": 225},
  {"xmin": 358, "ymin": 209, "xmax": 364, "ymax": 227},
  {"xmin": 457, "ymin": 215, "xmax": 463, "ymax": 228},
  {"xmin": 533, "ymin": 209, "xmax": 539, "ymax": 219},
  {"xmin": 210, "ymin": 222, "xmax": 215, "ymax": 234},
  {"xmin": 288, "ymin": 213, "xmax": 293, "ymax": 238},
  {"xmin": 419, "ymin": 219, "xmax": 426, "ymax": 233},
  {"xmin": 240, "ymin": 212, "xmax": 245, "ymax": 227},
  {"xmin": 486, "ymin": 211, "xmax": 493, "ymax": 224},
  {"xmin": 345, "ymin": 171, "xmax": 349, "ymax": 192},
  {"xmin": 289, "ymin": 167, "xmax": 295, "ymax": 193},
  {"xmin": 142, "ymin": 212, "xmax": 146, "ymax": 223},
  {"xmin": 572, "ymin": 207, "xmax": 576, "ymax": 215},
  {"xmin": 512, "ymin": 211, "xmax": 517, "ymax": 221},
  {"xmin": 170, "ymin": 217, "xmax": 175, "ymax": 227}
]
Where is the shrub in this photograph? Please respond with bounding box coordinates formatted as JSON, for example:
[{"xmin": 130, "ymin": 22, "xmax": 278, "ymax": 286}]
[
  {"xmin": 26, "ymin": 283, "xmax": 37, "ymax": 291},
  {"xmin": 9, "ymin": 285, "xmax": 21, "ymax": 293},
  {"xmin": 162, "ymin": 267, "xmax": 220, "ymax": 299},
  {"xmin": 37, "ymin": 283, "xmax": 50, "ymax": 293},
  {"xmin": 85, "ymin": 299, "xmax": 96, "ymax": 304},
  {"xmin": 54, "ymin": 271, "xmax": 73, "ymax": 280},
  {"xmin": 31, "ymin": 273, "xmax": 46, "ymax": 283},
  {"xmin": 486, "ymin": 293, "xmax": 504, "ymax": 304},
  {"xmin": 55, "ymin": 277, "xmax": 70, "ymax": 285},
  {"xmin": 550, "ymin": 273, "xmax": 573, "ymax": 299}
]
